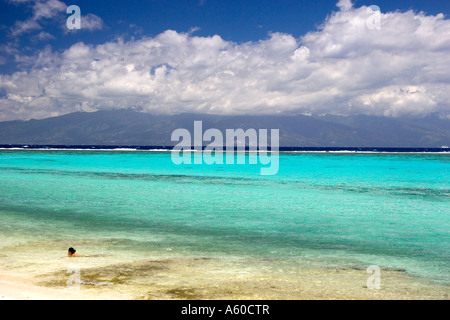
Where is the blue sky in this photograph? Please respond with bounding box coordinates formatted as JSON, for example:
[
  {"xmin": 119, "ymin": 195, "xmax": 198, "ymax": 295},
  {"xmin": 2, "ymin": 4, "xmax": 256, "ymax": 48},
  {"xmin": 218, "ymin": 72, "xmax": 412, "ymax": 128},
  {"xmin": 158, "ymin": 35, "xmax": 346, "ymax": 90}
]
[
  {"xmin": 2, "ymin": 1, "xmax": 448, "ymax": 48},
  {"xmin": 0, "ymin": 0, "xmax": 449, "ymax": 120}
]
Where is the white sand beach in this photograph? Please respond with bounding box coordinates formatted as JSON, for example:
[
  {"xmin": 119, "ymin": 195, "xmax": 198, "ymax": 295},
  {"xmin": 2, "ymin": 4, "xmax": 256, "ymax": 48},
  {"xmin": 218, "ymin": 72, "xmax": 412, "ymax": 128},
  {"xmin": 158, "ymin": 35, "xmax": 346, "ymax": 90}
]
[
  {"xmin": 0, "ymin": 273, "xmax": 126, "ymax": 300},
  {"xmin": 1, "ymin": 260, "xmax": 448, "ymax": 300}
]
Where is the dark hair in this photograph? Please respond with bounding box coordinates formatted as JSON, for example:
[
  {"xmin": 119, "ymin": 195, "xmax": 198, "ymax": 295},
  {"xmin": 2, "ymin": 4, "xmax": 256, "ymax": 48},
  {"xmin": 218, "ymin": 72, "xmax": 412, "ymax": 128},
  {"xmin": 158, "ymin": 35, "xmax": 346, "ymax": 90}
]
[{"xmin": 68, "ymin": 247, "xmax": 76, "ymax": 254}]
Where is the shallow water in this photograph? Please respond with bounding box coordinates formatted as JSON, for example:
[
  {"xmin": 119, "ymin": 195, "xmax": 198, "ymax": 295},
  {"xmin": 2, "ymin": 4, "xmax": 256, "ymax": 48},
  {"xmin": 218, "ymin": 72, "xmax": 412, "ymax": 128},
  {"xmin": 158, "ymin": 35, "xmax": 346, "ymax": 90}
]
[{"xmin": 0, "ymin": 150, "xmax": 448, "ymax": 299}]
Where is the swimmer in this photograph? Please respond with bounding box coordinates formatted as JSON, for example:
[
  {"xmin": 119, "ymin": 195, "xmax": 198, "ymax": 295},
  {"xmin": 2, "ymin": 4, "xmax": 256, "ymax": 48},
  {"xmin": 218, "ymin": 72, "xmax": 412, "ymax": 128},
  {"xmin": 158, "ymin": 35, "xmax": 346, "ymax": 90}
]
[
  {"xmin": 67, "ymin": 247, "xmax": 84, "ymax": 257},
  {"xmin": 68, "ymin": 247, "xmax": 101, "ymax": 257}
]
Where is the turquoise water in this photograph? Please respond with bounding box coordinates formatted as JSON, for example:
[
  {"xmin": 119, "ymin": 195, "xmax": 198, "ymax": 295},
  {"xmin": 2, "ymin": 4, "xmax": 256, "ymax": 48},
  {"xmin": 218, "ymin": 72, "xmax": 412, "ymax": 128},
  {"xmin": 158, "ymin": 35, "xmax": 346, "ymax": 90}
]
[{"xmin": 0, "ymin": 150, "xmax": 449, "ymax": 288}]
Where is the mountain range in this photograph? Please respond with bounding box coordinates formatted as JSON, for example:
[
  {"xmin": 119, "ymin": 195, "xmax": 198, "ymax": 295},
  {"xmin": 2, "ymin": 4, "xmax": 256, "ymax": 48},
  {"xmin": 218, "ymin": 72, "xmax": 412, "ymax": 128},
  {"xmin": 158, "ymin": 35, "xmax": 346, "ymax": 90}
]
[{"xmin": 0, "ymin": 110, "xmax": 449, "ymax": 147}]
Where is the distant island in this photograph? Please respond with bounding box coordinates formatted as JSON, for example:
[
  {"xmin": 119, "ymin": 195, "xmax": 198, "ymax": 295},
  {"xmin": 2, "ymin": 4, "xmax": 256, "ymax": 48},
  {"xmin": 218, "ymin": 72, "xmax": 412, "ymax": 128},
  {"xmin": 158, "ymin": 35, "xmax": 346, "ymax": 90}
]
[{"xmin": 0, "ymin": 110, "xmax": 449, "ymax": 148}]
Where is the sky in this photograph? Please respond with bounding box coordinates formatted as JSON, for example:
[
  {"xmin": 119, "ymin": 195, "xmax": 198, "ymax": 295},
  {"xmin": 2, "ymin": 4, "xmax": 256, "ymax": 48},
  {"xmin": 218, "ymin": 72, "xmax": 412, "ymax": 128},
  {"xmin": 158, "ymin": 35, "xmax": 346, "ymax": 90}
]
[{"xmin": 0, "ymin": 0, "xmax": 449, "ymax": 121}]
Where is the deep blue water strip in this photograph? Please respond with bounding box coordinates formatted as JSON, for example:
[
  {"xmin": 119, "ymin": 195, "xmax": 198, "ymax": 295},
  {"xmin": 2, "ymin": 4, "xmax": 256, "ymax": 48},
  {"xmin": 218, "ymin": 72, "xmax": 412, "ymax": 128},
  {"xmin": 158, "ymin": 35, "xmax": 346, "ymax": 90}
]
[{"xmin": 1, "ymin": 144, "xmax": 449, "ymax": 153}]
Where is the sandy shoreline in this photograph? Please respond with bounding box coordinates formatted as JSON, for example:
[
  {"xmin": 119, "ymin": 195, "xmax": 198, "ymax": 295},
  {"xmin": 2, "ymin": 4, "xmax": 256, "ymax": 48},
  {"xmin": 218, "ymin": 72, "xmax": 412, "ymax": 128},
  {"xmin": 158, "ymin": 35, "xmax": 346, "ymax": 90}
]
[
  {"xmin": 0, "ymin": 273, "xmax": 127, "ymax": 300},
  {"xmin": 1, "ymin": 258, "xmax": 449, "ymax": 300}
]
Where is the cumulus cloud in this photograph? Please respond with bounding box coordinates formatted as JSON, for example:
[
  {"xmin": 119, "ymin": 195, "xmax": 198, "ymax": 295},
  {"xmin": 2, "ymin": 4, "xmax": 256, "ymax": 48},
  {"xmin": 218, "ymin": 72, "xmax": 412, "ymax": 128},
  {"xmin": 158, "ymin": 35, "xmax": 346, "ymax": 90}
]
[
  {"xmin": 9, "ymin": 0, "xmax": 104, "ymax": 37},
  {"xmin": 64, "ymin": 13, "xmax": 104, "ymax": 33},
  {"xmin": 33, "ymin": 0, "xmax": 66, "ymax": 20},
  {"xmin": 9, "ymin": 0, "xmax": 66, "ymax": 36},
  {"xmin": 35, "ymin": 31, "xmax": 55, "ymax": 41},
  {"xmin": 336, "ymin": 0, "xmax": 353, "ymax": 11},
  {"xmin": 0, "ymin": 1, "xmax": 449, "ymax": 121},
  {"xmin": 82, "ymin": 13, "xmax": 104, "ymax": 31},
  {"xmin": 10, "ymin": 19, "xmax": 42, "ymax": 36}
]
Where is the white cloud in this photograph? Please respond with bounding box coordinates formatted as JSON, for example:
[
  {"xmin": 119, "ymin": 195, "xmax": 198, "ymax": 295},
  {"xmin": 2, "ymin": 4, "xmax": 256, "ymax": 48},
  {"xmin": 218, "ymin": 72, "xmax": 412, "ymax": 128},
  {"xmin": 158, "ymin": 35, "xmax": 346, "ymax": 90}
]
[
  {"xmin": 65, "ymin": 13, "xmax": 104, "ymax": 33},
  {"xmin": 336, "ymin": 0, "xmax": 353, "ymax": 11},
  {"xmin": 10, "ymin": 0, "xmax": 66, "ymax": 36},
  {"xmin": 32, "ymin": 0, "xmax": 66, "ymax": 20},
  {"xmin": 35, "ymin": 31, "xmax": 55, "ymax": 41},
  {"xmin": 82, "ymin": 13, "xmax": 104, "ymax": 31},
  {"xmin": 0, "ymin": 1, "xmax": 449, "ymax": 121},
  {"xmin": 9, "ymin": 0, "xmax": 104, "ymax": 37},
  {"xmin": 11, "ymin": 19, "xmax": 42, "ymax": 36}
]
